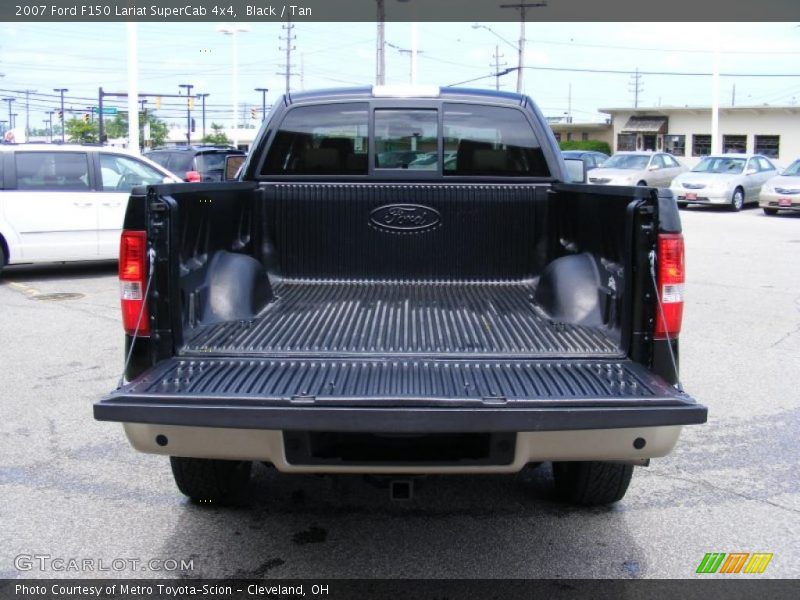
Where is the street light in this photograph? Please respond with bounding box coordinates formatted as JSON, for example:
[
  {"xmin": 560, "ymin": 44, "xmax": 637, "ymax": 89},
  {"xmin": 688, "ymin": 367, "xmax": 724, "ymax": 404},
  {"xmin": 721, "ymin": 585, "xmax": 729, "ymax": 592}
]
[
  {"xmin": 53, "ymin": 88, "xmax": 68, "ymax": 142},
  {"xmin": 255, "ymin": 88, "xmax": 269, "ymax": 122},
  {"xmin": 178, "ymin": 83, "xmax": 194, "ymax": 146},
  {"xmin": 218, "ymin": 23, "xmax": 251, "ymax": 148}
]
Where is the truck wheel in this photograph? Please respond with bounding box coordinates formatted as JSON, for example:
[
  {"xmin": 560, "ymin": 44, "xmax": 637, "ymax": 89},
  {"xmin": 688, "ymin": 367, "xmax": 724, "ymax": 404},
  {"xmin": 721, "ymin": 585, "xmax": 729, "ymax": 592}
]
[
  {"xmin": 169, "ymin": 456, "xmax": 252, "ymax": 504},
  {"xmin": 552, "ymin": 461, "xmax": 633, "ymax": 505},
  {"xmin": 730, "ymin": 188, "xmax": 744, "ymax": 211}
]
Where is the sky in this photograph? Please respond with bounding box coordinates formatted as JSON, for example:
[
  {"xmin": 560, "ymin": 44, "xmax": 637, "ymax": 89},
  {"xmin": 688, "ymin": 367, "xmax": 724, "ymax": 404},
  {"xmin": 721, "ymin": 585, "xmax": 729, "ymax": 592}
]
[{"xmin": 0, "ymin": 21, "xmax": 799, "ymax": 134}]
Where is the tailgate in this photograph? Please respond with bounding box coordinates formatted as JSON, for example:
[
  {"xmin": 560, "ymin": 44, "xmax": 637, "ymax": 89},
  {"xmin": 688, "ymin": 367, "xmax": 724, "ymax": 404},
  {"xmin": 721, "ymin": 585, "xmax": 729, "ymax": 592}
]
[{"xmin": 95, "ymin": 357, "xmax": 706, "ymax": 433}]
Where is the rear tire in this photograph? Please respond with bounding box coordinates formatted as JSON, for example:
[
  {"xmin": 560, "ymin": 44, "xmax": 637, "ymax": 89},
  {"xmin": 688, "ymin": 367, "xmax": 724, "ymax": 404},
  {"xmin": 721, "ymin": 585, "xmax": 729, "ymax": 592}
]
[
  {"xmin": 677, "ymin": 202, "xmax": 688, "ymax": 209},
  {"xmin": 730, "ymin": 187, "xmax": 744, "ymax": 211},
  {"xmin": 169, "ymin": 456, "xmax": 252, "ymax": 504},
  {"xmin": 0, "ymin": 244, "xmax": 5, "ymax": 276},
  {"xmin": 552, "ymin": 461, "xmax": 634, "ymax": 505},
  {"xmin": 762, "ymin": 207, "xmax": 778, "ymax": 216}
]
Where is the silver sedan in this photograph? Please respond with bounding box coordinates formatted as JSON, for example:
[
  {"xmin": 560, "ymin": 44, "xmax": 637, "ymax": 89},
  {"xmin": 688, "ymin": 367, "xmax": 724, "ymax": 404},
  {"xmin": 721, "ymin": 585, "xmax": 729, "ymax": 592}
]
[
  {"xmin": 587, "ymin": 151, "xmax": 686, "ymax": 188},
  {"xmin": 670, "ymin": 154, "xmax": 779, "ymax": 211},
  {"xmin": 759, "ymin": 159, "xmax": 800, "ymax": 215}
]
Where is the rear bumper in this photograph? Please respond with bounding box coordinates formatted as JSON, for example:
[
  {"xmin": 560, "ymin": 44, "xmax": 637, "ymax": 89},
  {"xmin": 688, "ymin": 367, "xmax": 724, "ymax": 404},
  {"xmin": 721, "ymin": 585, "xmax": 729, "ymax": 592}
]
[
  {"xmin": 122, "ymin": 423, "xmax": 685, "ymax": 473},
  {"xmin": 96, "ymin": 398, "xmax": 706, "ymax": 433}
]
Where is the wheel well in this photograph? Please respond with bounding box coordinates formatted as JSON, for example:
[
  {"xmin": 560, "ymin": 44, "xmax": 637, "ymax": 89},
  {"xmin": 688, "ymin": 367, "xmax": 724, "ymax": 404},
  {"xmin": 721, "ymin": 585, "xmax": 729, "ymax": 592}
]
[
  {"xmin": 0, "ymin": 234, "xmax": 8, "ymax": 266},
  {"xmin": 734, "ymin": 186, "xmax": 744, "ymax": 196},
  {"xmin": 637, "ymin": 180, "xmax": 647, "ymax": 186}
]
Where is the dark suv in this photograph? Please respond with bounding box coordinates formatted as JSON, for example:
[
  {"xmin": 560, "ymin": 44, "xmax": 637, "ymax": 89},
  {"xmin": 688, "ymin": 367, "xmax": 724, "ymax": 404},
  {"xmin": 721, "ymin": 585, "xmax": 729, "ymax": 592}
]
[{"xmin": 144, "ymin": 146, "xmax": 246, "ymax": 182}]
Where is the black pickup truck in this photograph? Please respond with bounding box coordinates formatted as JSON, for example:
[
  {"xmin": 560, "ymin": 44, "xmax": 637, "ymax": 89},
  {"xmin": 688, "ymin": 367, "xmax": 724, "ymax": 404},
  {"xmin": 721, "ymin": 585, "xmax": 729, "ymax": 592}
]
[{"xmin": 95, "ymin": 86, "xmax": 706, "ymax": 505}]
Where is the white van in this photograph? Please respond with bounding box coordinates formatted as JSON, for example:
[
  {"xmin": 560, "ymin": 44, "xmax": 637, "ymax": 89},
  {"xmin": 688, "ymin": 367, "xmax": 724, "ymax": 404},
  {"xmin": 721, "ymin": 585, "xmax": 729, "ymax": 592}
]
[{"xmin": 0, "ymin": 144, "xmax": 179, "ymax": 271}]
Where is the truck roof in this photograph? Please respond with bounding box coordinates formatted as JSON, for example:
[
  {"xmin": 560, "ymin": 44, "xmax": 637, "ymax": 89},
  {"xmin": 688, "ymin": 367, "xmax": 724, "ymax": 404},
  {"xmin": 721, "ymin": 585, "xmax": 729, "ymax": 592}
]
[{"xmin": 286, "ymin": 86, "xmax": 527, "ymax": 107}]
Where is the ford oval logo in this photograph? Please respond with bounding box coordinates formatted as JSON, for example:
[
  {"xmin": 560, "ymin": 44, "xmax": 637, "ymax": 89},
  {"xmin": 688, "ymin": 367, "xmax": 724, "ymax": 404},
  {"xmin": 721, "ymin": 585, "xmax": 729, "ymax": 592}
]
[{"xmin": 369, "ymin": 204, "xmax": 441, "ymax": 232}]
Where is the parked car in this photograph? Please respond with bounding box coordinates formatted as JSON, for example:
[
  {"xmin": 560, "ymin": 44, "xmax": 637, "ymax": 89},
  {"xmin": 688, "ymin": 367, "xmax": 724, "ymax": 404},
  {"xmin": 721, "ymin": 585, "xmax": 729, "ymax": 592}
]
[
  {"xmin": 759, "ymin": 158, "xmax": 800, "ymax": 215},
  {"xmin": 587, "ymin": 151, "xmax": 685, "ymax": 187},
  {"xmin": 561, "ymin": 150, "xmax": 608, "ymax": 171},
  {"xmin": 95, "ymin": 86, "xmax": 705, "ymax": 507},
  {"xmin": 670, "ymin": 154, "xmax": 778, "ymax": 211},
  {"xmin": 0, "ymin": 144, "xmax": 179, "ymax": 272},
  {"xmin": 144, "ymin": 145, "xmax": 246, "ymax": 182}
]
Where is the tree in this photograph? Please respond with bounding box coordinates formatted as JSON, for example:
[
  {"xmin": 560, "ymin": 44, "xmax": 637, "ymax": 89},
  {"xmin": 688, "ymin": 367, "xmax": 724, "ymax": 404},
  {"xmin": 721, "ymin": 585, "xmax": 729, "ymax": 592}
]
[
  {"xmin": 202, "ymin": 122, "xmax": 232, "ymax": 146},
  {"xmin": 64, "ymin": 117, "xmax": 98, "ymax": 143},
  {"xmin": 105, "ymin": 113, "xmax": 169, "ymax": 148}
]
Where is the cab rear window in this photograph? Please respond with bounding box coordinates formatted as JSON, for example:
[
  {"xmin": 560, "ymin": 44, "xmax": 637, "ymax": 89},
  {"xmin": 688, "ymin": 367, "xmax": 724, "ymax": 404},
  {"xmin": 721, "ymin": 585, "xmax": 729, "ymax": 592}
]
[
  {"xmin": 443, "ymin": 104, "xmax": 549, "ymax": 177},
  {"xmin": 262, "ymin": 103, "xmax": 369, "ymax": 175}
]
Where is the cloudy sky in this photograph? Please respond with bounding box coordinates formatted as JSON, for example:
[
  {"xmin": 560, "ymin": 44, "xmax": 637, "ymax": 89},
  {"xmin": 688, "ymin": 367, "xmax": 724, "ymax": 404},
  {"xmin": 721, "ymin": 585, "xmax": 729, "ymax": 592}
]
[{"xmin": 1, "ymin": 21, "xmax": 799, "ymax": 132}]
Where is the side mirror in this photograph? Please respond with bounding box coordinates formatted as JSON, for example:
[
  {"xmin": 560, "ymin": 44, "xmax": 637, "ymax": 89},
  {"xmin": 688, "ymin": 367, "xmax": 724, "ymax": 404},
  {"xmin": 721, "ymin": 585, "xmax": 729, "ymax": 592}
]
[
  {"xmin": 225, "ymin": 155, "xmax": 246, "ymax": 181},
  {"xmin": 563, "ymin": 158, "xmax": 587, "ymax": 183},
  {"xmin": 744, "ymin": 167, "xmax": 757, "ymax": 176},
  {"xmin": 648, "ymin": 164, "xmax": 659, "ymax": 171}
]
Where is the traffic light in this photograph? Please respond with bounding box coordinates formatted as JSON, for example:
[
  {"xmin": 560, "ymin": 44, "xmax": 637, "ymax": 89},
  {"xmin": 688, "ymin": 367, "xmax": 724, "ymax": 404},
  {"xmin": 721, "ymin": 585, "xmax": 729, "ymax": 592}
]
[
  {"xmin": 83, "ymin": 113, "xmax": 90, "ymax": 123},
  {"xmin": 251, "ymin": 108, "xmax": 257, "ymax": 120},
  {"xmin": 154, "ymin": 96, "xmax": 161, "ymax": 110},
  {"xmin": 57, "ymin": 110, "xmax": 63, "ymax": 121}
]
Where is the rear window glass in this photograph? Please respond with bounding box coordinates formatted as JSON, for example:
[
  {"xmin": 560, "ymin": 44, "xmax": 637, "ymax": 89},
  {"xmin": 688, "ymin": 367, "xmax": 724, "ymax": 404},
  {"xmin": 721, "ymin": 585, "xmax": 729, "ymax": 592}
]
[
  {"xmin": 374, "ymin": 110, "xmax": 438, "ymax": 170},
  {"xmin": 145, "ymin": 152, "xmax": 171, "ymax": 168},
  {"xmin": 196, "ymin": 153, "xmax": 232, "ymax": 173},
  {"xmin": 15, "ymin": 152, "xmax": 90, "ymax": 190},
  {"xmin": 167, "ymin": 153, "xmax": 194, "ymax": 173},
  {"xmin": 262, "ymin": 103, "xmax": 369, "ymax": 175},
  {"xmin": 443, "ymin": 104, "xmax": 549, "ymax": 177}
]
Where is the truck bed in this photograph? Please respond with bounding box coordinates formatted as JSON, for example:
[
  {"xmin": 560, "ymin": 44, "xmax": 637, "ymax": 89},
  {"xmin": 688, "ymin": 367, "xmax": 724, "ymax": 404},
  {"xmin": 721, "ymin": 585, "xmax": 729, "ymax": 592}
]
[{"xmin": 182, "ymin": 279, "xmax": 620, "ymax": 359}]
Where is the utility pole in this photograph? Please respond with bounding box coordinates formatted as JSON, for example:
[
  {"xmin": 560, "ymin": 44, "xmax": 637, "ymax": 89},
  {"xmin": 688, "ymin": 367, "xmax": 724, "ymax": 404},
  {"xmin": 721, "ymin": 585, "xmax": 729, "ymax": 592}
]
[
  {"xmin": 279, "ymin": 19, "xmax": 297, "ymax": 94},
  {"xmin": 197, "ymin": 93, "xmax": 209, "ymax": 138},
  {"xmin": 387, "ymin": 42, "xmax": 424, "ymax": 84},
  {"xmin": 500, "ymin": 2, "xmax": 546, "ymax": 94},
  {"xmin": 731, "ymin": 83, "xmax": 736, "ymax": 107},
  {"xmin": 376, "ymin": 0, "xmax": 385, "ymax": 85},
  {"xmin": 178, "ymin": 83, "xmax": 193, "ymax": 146},
  {"xmin": 629, "ymin": 67, "xmax": 643, "ymax": 108},
  {"xmin": 567, "ymin": 83, "xmax": 572, "ymax": 122},
  {"xmin": 23, "ymin": 89, "xmax": 36, "ymax": 138},
  {"xmin": 492, "ymin": 45, "xmax": 507, "ymax": 91},
  {"xmin": 53, "ymin": 88, "xmax": 68, "ymax": 142},
  {"xmin": 46, "ymin": 111, "xmax": 54, "ymax": 142},
  {"xmin": 3, "ymin": 97, "xmax": 15, "ymax": 132},
  {"xmin": 255, "ymin": 88, "xmax": 269, "ymax": 121}
]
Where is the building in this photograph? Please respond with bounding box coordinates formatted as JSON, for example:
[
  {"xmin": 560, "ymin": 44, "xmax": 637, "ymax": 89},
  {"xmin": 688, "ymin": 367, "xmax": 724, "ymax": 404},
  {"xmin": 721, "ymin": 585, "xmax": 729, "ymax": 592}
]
[
  {"xmin": 600, "ymin": 105, "xmax": 800, "ymax": 167},
  {"xmin": 549, "ymin": 121, "xmax": 613, "ymax": 149}
]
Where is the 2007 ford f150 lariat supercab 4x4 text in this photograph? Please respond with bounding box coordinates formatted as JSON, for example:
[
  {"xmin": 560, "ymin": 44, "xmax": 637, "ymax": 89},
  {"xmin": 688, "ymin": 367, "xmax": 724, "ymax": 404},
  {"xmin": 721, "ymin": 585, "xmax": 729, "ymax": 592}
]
[{"xmin": 94, "ymin": 86, "xmax": 706, "ymax": 506}]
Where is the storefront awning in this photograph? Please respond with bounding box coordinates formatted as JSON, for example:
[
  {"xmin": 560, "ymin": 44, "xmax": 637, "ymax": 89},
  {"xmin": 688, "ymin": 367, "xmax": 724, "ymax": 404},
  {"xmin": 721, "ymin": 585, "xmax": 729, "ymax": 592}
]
[{"xmin": 621, "ymin": 116, "xmax": 668, "ymax": 134}]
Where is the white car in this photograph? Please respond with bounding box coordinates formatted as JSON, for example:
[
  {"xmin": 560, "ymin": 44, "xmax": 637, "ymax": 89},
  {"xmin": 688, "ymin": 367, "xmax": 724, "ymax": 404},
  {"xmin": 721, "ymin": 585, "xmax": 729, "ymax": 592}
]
[
  {"xmin": 0, "ymin": 144, "xmax": 180, "ymax": 272},
  {"xmin": 587, "ymin": 151, "xmax": 686, "ymax": 188},
  {"xmin": 670, "ymin": 154, "xmax": 778, "ymax": 211}
]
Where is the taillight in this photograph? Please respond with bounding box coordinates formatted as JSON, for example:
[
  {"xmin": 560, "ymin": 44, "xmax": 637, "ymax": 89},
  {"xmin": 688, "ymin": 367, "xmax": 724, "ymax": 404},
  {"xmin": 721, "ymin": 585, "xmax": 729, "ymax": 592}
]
[
  {"xmin": 119, "ymin": 230, "xmax": 150, "ymax": 336},
  {"xmin": 654, "ymin": 233, "xmax": 684, "ymax": 339},
  {"xmin": 185, "ymin": 170, "xmax": 201, "ymax": 182}
]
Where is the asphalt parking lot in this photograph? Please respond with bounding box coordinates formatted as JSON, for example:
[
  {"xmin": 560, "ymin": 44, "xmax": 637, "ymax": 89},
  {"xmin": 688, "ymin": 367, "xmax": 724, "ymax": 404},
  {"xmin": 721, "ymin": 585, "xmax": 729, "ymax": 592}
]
[{"xmin": 1, "ymin": 205, "xmax": 798, "ymax": 580}]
